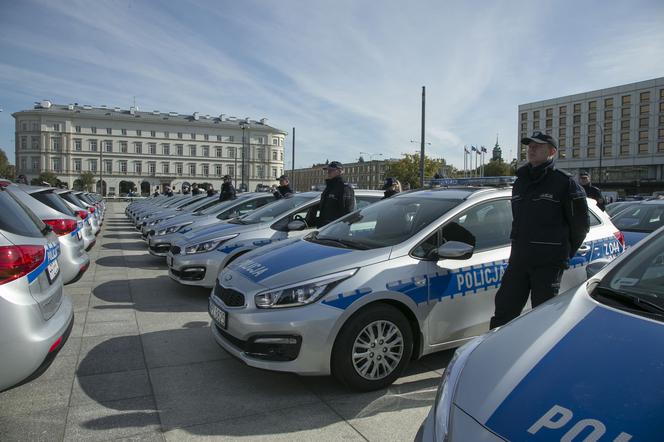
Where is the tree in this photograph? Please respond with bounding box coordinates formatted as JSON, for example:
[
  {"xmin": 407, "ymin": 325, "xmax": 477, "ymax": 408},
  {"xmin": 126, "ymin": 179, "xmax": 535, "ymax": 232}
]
[
  {"xmin": 384, "ymin": 154, "xmax": 448, "ymax": 189},
  {"xmin": 30, "ymin": 171, "xmax": 59, "ymax": 186},
  {"xmin": 0, "ymin": 148, "xmax": 14, "ymax": 179},
  {"xmin": 79, "ymin": 171, "xmax": 95, "ymax": 191},
  {"xmin": 483, "ymin": 159, "xmax": 511, "ymax": 177}
]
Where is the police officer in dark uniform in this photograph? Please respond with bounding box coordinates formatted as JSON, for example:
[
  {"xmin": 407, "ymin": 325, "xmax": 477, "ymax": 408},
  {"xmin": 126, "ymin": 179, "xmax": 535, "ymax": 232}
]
[
  {"xmin": 219, "ymin": 175, "xmax": 237, "ymax": 202},
  {"xmin": 489, "ymin": 131, "xmax": 590, "ymax": 329},
  {"xmin": 382, "ymin": 177, "xmax": 400, "ymax": 199},
  {"xmin": 311, "ymin": 161, "xmax": 355, "ymax": 228},
  {"xmin": 579, "ymin": 171, "xmax": 605, "ymax": 211},
  {"xmin": 273, "ymin": 175, "xmax": 293, "ymax": 199}
]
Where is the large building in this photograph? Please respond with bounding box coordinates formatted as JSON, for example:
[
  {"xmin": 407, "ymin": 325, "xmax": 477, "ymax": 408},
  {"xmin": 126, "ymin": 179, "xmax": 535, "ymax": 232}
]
[
  {"xmin": 518, "ymin": 77, "xmax": 664, "ymax": 193},
  {"xmin": 13, "ymin": 101, "xmax": 287, "ymax": 195},
  {"xmin": 290, "ymin": 159, "xmax": 396, "ymax": 191}
]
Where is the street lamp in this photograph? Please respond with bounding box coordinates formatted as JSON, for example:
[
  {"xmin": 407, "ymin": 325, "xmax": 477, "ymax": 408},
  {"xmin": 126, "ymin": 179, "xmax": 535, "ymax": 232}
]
[
  {"xmin": 239, "ymin": 121, "xmax": 248, "ymax": 191},
  {"xmin": 595, "ymin": 122, "xmax": 604, "ymax": 185},
  {"xmin": 359, "ymin": 151, "xmax": 383, "ymax": 189}
]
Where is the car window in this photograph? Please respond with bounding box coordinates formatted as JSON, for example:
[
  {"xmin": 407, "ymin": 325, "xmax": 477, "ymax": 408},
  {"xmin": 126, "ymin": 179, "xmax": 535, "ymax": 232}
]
[
  {"xmin": 241, "ymin": 195, "xmax": 315, "ymax": 224},
  {"xmin": 0, "ymin": 188, "xmax": 45, "ymax": 238},
  {"xmin": 217, "ymin": 197, "xmax": 272, "ymax": 219},
  {"xmin": 31, "ymin": 190, "xmax": 76, "ymax": 217},
  {"xmin": 356, "ymin": 195, "xmax": 381, "ymax": 210},
  {"xmin": 613, "ymin": 205, "xmax": 664, "ymax": 232},
  {"xmin": 589, "ymin": 210, "xmax": 601, "ymax": 227}
]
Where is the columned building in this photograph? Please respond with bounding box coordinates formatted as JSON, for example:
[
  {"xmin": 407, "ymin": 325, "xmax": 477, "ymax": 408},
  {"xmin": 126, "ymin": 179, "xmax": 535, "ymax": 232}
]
[
  {"xmin": 13, "ymin": 101, "xmax": 287, "ymax": 195},
  {"xmin": 518, "ymin": 77, "xmax": 664, "ymax": 194},
  {"xmin": 290, "ymin": 159, "xmax": 396, "ymax": 191}
]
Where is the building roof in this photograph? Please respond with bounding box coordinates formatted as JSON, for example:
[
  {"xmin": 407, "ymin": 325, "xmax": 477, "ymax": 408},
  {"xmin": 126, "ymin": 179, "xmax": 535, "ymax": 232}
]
[{"xmin": 12, "ymin": 101, "xmax": 287, "ymax": 134}]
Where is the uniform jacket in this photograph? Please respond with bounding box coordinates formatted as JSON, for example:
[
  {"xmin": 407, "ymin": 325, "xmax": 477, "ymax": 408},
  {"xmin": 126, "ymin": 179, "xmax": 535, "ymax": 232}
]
[
  {"xmin": 316, "ymin": 176, "xmax": 355, "ymax": 228},
  {"xmin": 581, "ymin": 183, "xmax": 605, "ymax": 211},
  {"xmin": 510, "ymin": 161, "xmax": 590, "ymax": 266},
  {"xmin": 219, "ymin": 182, "xmax": 237, "ymax": 202},
  {"xmin": 383, "ymin": 189, "xmax": 399, "ymax": 199},
  {"xmin": 273, "ymin": 185, "xmax": 293, "ymax": 199}
]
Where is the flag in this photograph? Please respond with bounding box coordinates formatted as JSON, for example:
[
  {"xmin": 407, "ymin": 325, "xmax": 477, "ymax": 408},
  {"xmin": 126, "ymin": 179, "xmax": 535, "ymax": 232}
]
[
  {"xmin": 481, "ymin": 146, "xmax": 487, "ymax": 153},
  {"xmin": 464, "ymin": 146, "xmax": 469, "ymax": 154},
  {"xmin": 471, "ymin": 146, "xmax": 478, "ymax": 152}
]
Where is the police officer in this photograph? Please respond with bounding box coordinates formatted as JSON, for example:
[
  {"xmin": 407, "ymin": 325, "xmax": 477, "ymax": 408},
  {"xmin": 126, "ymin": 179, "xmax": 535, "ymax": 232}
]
[
  {"xmin": 206, "ymin": 184, "xmax": 216, "ymax": 197},
  {"xmin": 191, "ymin": 183, "xmax": 201, "ymax": 196},
  {"xmin": 579, "ymin": 171, "xmax": 605, "ymax": 211},
  {"xmin": 310, "ymin": 161, "xmax": 355, "ymax": 228},
  {"xmin": 273, "ymin": 175, "xmax": 293, "ymax": 199},
  {"xmin": 219, "ymin": 175, "xmax": 237, "ymax": 202},
  {"xmin": 489, "ymin": 131, "xmax": 589, "ymax": 329},
  {"xmin": 382, "ymin": 177, "xmax": 401, "ymax": 199},
  {"xmin": 153, "ymin": 186, "xmax": 160, "ymax": 197}
]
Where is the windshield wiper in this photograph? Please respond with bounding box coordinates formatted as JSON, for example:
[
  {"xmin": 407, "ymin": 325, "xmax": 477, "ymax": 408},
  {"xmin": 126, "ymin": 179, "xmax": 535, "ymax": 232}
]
[
  {"xmin": 594, "ymin": 286, "xmax": 664, "ymax": 316},
  {"xmin": 314, "ymin": 237, "xmax": 370, "ymax": 250},
  {"xmin": 228, "ymin": 218, "xmax": 246, "ymax": 225}
]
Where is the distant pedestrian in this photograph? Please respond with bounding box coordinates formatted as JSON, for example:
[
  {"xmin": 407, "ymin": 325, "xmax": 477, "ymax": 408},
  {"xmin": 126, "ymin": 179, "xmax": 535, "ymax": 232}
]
[
  {"xmin": 207, "ymin": 184, "xmax": 216, "ymax": 197},
  {"xmin": 153, "ymin": 186, "xmax": 160, "ymax": 197},
  {"xmin": 579, "ymin": 171, "xmax": 605, "ymax": 211},
  {"xmin": 164, "ymin": 186, "xmax": 174, "ymax": 197},
  {"xmin": 191, "ymin": 183, "xmax": 202, "ymax": 196},
  {"xmin": 382, "ymin": 177, "xmax": 401, "ymax": 199},
  {"xmin": 219, "ymin": 175, "xmax": 237, "ymax": 202},
  {"xmin": 489, "ymin": 131, "xmax": 589, "ymax": 329},
  {"xmin": 273, "ymin": 175, "xmax": 293, "ymax": 199},
  {"xmin": 307, "ymin": 161, "xmax": 355, "ymax": 228}
]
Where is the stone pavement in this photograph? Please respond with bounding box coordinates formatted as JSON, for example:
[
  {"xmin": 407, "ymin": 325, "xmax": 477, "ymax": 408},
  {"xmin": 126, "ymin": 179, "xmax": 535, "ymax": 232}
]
[{"xmin": 0, "ymin": 202, "xmax": 453, "ymax": 441}]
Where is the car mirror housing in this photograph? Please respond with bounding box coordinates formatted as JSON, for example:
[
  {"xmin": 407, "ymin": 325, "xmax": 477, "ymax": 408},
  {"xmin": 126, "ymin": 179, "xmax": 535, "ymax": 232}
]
[
  {"xmin": 287, "ymin": 220, "xmax": 307, "ymax": 231},
  {"xmin": 437, "ymin": 241, "xmax": 474, "ymax": 260}
]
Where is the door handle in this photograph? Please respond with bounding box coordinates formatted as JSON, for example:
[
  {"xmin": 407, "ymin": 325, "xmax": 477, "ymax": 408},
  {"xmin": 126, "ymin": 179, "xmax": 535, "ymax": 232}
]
[{"xmin": 578, "ymin": 245, "xmax": 591, "ymax": 254}]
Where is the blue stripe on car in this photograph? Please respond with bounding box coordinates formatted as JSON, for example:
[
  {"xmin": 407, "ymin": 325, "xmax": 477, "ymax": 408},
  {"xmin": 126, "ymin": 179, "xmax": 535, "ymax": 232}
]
[
  {"xmin": 486, "ymin": 306, "xmax": 664, "ymax": 441},
  {"xmin": 27, "ymin": 242, "xmax": 60, "ymax": 283}
]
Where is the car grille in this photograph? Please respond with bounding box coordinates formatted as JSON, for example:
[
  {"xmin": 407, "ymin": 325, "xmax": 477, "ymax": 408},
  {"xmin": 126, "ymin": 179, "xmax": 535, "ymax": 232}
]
[
  {"xmin": 214, "ymin": 281, "xmax": 245, "ymax": 307},
  {"xmin": 170, "ymin": 245, "xmax": 181, "ymax": 255}
]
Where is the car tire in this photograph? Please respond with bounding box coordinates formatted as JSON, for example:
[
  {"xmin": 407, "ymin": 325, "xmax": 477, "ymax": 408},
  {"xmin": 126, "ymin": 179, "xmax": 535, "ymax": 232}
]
[{"xmin": 332, "ymin": 303, "xmax": 413, "ymax": 391}]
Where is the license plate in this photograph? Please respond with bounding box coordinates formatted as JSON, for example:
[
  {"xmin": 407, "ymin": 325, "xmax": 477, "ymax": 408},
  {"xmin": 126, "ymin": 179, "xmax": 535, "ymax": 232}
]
[
  {"xmin": 209, "ymin": 300, "xmax": 227, "ymax": 329},
  {"xmin": 47, "ymin": 259, "xmax": 60, "ymax": 284}
]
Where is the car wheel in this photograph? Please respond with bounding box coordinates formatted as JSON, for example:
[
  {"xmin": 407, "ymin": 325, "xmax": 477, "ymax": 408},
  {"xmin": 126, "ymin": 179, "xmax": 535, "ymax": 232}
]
[{"xmin": 332, "ymin": 303, "xmax": 413, "ymax": 391}]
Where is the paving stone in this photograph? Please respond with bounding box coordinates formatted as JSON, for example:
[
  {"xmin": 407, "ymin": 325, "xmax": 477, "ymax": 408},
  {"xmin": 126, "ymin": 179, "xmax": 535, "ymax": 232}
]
[
  {"xmin": 0, "ymin": 406, "xmax": 67, "ymax": 442},
  {"xmin": 141, "ymin": 326, "xmax": 229, "ymax": 368},
  {"xmin": 0, "ymin": 376, "xmax": 72, "ymax": 417},
  {"xmin": 82, "ymin": 319, "xmax": 140, "ymax": 338},
  {"xmin": 72, "ymin": 369, "xmax": 152, "ymax": 406},
  {"xmin": 77, "ymin": 335, "xmax": 146, "ymax": 376},
  {"xmin": 135, "ymin": 310, "xmax": 210, "ymax": 333}
]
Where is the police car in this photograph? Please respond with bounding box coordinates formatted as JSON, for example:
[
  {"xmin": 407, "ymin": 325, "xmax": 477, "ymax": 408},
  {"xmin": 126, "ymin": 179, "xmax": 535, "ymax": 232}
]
[
  {"xmin": 208, "ymin": 184, "xmax": 624, "ymax": 391},
  {"xmin": 167, "ymin": 190, "xmax": 383, "ymax": 288},
  {"xmin": 416, "ymin": 224, "xmax": 664, "ymax": 441}
]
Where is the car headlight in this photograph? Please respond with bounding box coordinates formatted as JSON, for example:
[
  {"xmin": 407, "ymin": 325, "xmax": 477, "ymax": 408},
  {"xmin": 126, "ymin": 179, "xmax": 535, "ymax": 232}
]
[
  {"xmin": 184, "ymin": 234, "xmax": 238, "ymax": 254},
  {"xmin": 157, "ymin": 223, "xmax": 191, "ymax": 236},
  {"xmin": 433, "ymin": 334, "xmax": 488, "ymax": 441},
  {"xmin": 254, "ymin": 269, "xmax": 358, "ymax": 309}
]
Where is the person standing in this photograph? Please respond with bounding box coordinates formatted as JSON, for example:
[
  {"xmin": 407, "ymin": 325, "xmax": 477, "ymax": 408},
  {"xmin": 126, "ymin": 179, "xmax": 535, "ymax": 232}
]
[
  {"xmin": 273, "ymin": 175, "xmax": 293, "ymax": 199},
  {"xmin": 191, "ymin": 184, "xmax": 201, "ymax": 196},
  {"xmin": 153, "ymin": 186, "xmax": 160, "ymax": 197},
  {"xmin": 579, "ymin": 171, "xmax": 605, "ymax": 211},
  {"xmin": 206, "ymin": 184, "xmax": 216, "ymax": 197},
  {"xmin": 382, "ymin": 177, "xmax": 401, "ymax": 199},
  {"xmin": 489, "ymin": 131, "xmax": 589, "ymax": 329},
  {"xmin": 311, "ymin": 161, "xmax": 355, "ymax": 228},
  {"xmin": 219, "ymin": 175, "xmax": 237, "ymax": 202}
]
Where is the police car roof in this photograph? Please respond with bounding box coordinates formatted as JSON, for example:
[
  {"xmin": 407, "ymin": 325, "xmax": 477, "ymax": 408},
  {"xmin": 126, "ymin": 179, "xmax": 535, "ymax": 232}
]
[{"xmin": 395, "ymin": 186, "xmax": 510, "ymax": 201}]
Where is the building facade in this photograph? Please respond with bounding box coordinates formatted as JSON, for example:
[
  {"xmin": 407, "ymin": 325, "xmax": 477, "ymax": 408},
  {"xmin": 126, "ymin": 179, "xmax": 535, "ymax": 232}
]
[
  {"xmin": 518, "ymin": 77, "xmax": 664, "ymax": 193},
  {"xmin": 13, "ymin": 101, "xmax": 287, "ymax": 195},
  {"xmin": 290, "ymin": 159, "xmax": 395, "ymax": 192}
]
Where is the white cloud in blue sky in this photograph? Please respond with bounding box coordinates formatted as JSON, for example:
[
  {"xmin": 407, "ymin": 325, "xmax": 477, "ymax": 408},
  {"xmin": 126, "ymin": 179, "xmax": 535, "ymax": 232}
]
[{"xmin": 1, "ymin": 0, "xmax": 663, "ymax": 168}]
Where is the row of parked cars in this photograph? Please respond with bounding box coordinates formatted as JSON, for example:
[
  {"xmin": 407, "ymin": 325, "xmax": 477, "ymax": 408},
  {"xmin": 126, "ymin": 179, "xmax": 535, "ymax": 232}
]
[{"xmin": 0, "ymin": 181, "xmax": 104, "ymax": 392}]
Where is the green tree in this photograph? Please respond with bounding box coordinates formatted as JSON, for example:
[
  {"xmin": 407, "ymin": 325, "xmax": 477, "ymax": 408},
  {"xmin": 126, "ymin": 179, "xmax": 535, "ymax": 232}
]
[
  {"xmin": 384, "ymin": 154, "xmax": 448, "ymax": 189},
  {"xmin": 0, "ymin": 148, "xmax": 14, "ymax": 179},
  {"xmin": 30, "ymin": 171, "xmax": 59, "ymax": 186},
  {"xmin": 79, "ymin": 171, "xmax": 95, "ymax": 191},
  {"xmin": 483, "ymin": 159, "xmax": 511, "ymax": 177}
]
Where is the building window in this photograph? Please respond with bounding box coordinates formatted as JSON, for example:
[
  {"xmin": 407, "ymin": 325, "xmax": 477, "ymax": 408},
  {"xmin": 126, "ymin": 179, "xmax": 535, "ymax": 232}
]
[
  {"xmin": 558, "ymin": 138, "xmax": 566, "ymax": 148},
  {"xmin": 588, "ymin": 101, "xmax": 597, "ymax": 111},
  {"xmin": 202, "ymin": 164, "xmax": 209, "ymax": 176},
  {"xmin": 604, "ymin": 110, "xmax": 613, "ymax": 120},
  {"xmin": 603, "ymin": 146, "xmax": 612, "ymax": 156},
  {"xmin": 176, "ymin": 144, "xmax": 183, "ymax": 156},
  {"xmin": 148, "ymin": 143, "xmax": 156, "ymax": 155},
  {"xmin": 545, "ymin": 108, "xmax": 553, "ymax": 118},
  {"xmin": 272, "ymin": 138, "xmax": 278, "ymax": 146},
  {"xmin": 150, "ymin": 130, "xmax": 156, "ymax": 137},
  {"xmin": 621, "ymin": 120, "xmax": 630, "ymax": 130},
  {"xmin": 91, "ymin": 127, "xmax": 97, "ymax": 134},
  {"xmin": 148, "ymin": 162, "xmax": 156, "ymax": 175},
  {"xmin": 660, "ymin": 102, "xmax": 664, "ymax": 113},
  {"xmin": 256, "ymin": 165, "xmax": 264, "ymax": 179},
  {"xmin": 134, "ymin": 162, "xmax": 142, "ymax": 174},
  {"xmin": 588, "ymin": 135, "xmax": 596, "ymax": 145},
  {"xmin": 604, "ymin": 133, "xmax": 612, "ymax": 144},
  {"xmin": 74, "ymin": 159, "xmax": 81, "ymax": 172},
  {"xmin": 533, "ymin": 121, "xmax": 540, "ymax": 130},
  {"xmin": 104, "ymin": 160, "xmax": 112, "ymax": 173},
  {"xmin": 659, "ymin": 128, "xmax": 664, "ymax": 138},
  {"xmin": 21, "ymin": 122, "xmax": 27, "ymax": 131},
  {"xmin": 163, "ymin": 144, "xmax": 170, "ymax": 155},
  {"xmin": 621, "ymin": 132, "xmax": 630, "ymax": 142},
  {"xmin": 604, "ymin": 98, "xmax": 613, "ymax": 108},
  {"xmin": 74, "ymin": 125, "xmax": 81, "ymax": 133},
  {"xmin": 52, "ymin": 123, "xmax": 61, "ymax": 132},
  {"xmin": 162, "ymin": 163, "xmax": 169, "ymax": 174},
  {"xmin": 32, "ymin": 122, "xmax": 39, "ymax": 131},
  {"xmin": 639, "ymin": 130, "xmax": 648, "ymax": 140},
  {"xmin": 106, "ymin": 128, "xmax": 112, "ymax": 135},
  {"xmin": 559, "ymin": 106, "xmax": 567, "ymax": 115},
  {"xmin": 120, "ymin": 141, "xmax": 128, "ymax": 153},
  {"xmin": 573, "ymin": 137, "xmax": 580, "ymax": 146},
  {"xmin": 587, "ymin": 147, "xmax": 595, "ymax": 158},
  {"xmin": 658, "ymin": 142, "xmax": 664, "ymax": 153},
  {"xmin": 89, "ymin": 159, "xmax": 97, "ymax": 172},
  {"xmin": 639, "ymin": 117, "xmax": 649, "ymax": 128},
  {"xmin": 190, "ymin": 145, "xmax": 197, "ymax": 157},
  {"xmin": 176, "ymin": 163, "xmax": 183, "ymax": 175},
  {"xmin": 573, "ymin": 103, "xmax": 581, "ymax": 113},
  {"xmin": 573, "ymin": 115, "xmax": 581, "ymax": 124},
  {"xmin": 640, "ymin": 91, "xmax": 650, "ymax": 102},
  {"xmin": 638, "ymin": 143, "xmax": 648, "ymax": 154},
  {"xmin": 521, "ymin": 122, "xmax": 527, "ymax": 131},
  {"xmin": 533, "ymin": 110, "xmax": 540, "ymax": 120},
  {"xmin": 640, "ymin": 104, "xmax": 649, "ymax": 115},
  {"xmin": 52, "ymin": 158, "xmax": 61, "ymax": 172},
  {"xmin": 121, "ymin": 128, "xmax": 127, "ymax": 135},
  {"xmin": 20, "ymin": 158, "xmax": 27, "ymax": 171},
  {"xmin": 20, "ymin": 136, "xmax": 27, "ymax": 149},
  {"xmin": 217, "ymin": 135, "xmax": 222, "ymax": 142},
  {"xmin": 228, "ymin": 136, "xmax": 234, "ymax": 142},
  {"xmin": 227, "ymin": 147, "xmax": 235, "ymax": 158},
  {"xmin": 558, "ymin": 117, "xmax": 566, "ymax": 126},
  {"xmin": 90, "ymin": 140, "xmax": 98, "ymax": 151},
  {"xmin": 272, "ymin": 168, "xmax": 278, "ymax": 178},
  {"xmin": 621, "ymin": 108, "xmax": 630, "ymax": 118},
  {"xmin": 74, "ymin": 139, "xmax": 82, "ymax": 151},
  {"xmin": 573, "ymin": 126, "xmax": 581, "ymax": 136},
  {"xmin": 31, "ymin": 136, "xmax": 39, "ymax": 149},
  {"xmin": 272, "ymin": 150, "xmax": 278, "ymax": 161},
  {"xmin": 204, "ymin": 134, "xmax": 209, "ymax": 141},
  {"xmin": 660, "ymin": 115, "xmax": 664, "ymax": 125},
  {"xmin": 189, "ymin": 164, "xmax": 196, "ymax": 176},
  {"xmin": 588, "ymin": 113, "xmax": 596, "ymax": 123},
  {"xmin": 215, "ymin": 164, "xmax": 222, "ymax": 176},
  {"xmin": 604, "ymin": 120, "xmax": 612, "ymax": 131},
  {"xmin": 257, "ymin": 148, "xmax": 264, "ymax": 160},
  {"xmin": 135, "ymin": 142, "xmax": 142, "ymax": 154},
  {"xmin": 32, "ymin": 158, "xmax": 40, "ymax": 171},
  {"xmin": 620, "ymin": 143, "xmax": 630, "ymax": 156},
  {"xmin": 177, "ymin": 132, "xmax": 183, "ymax": 139},
  {"xmin": 216, "ymin": 147, "xmax": 222, "ymax": 158},
  {"xmin": 136, "ymin": 129, "xmax": 142, "ymax": 136},
  {"xmin": 546, "ymin": 118, "xmax": 552, "ymax": 128},
  {"xmin": 621, "ymin": 95, "xmax": 631, "ymax": 106},
  {"xmin": 190, "ymin": 133, "xmax": 196, "ymax": 140},
  {"xmin": 202, "ymin": 146, "xmax": 209, "ymax": 157},
  {"xmin": 572, "ymin": 148, "xmax": 580, "ymax": 158},
  {"xmin": 52, "ymin": 137, "xmax": 62, "ymax": 151},
  {"xmin": 120, "ymin": 161, "xmax": 127, "ymax": 173},
  {"xmin": 105, "ymin": 140, "xmax": 113, "ymax": 152},
  {"xmin": 227, "ymin": 165, "xmax": 235, "ymax": 176}
]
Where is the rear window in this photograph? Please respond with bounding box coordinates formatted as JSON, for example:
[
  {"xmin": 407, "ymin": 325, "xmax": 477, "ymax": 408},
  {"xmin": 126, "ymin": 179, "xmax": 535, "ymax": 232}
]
[
  {"xmin": 32, "ymin": 191, "xmax": 76, "ymax": 216},
  {"xmin": 62, "ymin": 192, "xmax": 87, "ymax": 207},
  {"xmin": 612, "ymin": 204, "xmax": 664, "ymax": 233},
  {"xmin": 0, "ymin": 189, "xmax": 45, "ymax": 238}
]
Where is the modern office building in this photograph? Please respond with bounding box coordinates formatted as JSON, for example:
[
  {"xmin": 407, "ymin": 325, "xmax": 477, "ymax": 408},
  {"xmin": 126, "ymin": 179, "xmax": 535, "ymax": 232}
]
[
  {"xmin": 13, "ymin": 101, "xmax": 287, "ymax": 195},
  {"xmin": 518, "ymin": 77, "xmax": 664, "ymax": 193},
  {"xmin": 290, "ymin": 159, "xmax": 396, "ymax": 191}
]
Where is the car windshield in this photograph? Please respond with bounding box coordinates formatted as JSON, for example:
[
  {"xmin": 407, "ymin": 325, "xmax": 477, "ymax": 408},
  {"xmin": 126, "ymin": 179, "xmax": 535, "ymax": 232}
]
[
  {"xmin": 0, "ymin": 188, "xmax": 45, "ymax": 238},
  {"xmin": 238, "ymin": 195, "xmax": 315, "ymax": 224},
  {"xmin": 595, "ymin": 228, "xmax": 664, "ymax": 318},
  {"xmin": 198, "ymin": 195, "xmax": 251, "ymax": 215},
  {"xmin": 612, "ymin": 204, "xmax": 664, "ymax": 233},
  {"xmin": 311, "ymin": 197, "xmax": 462, "ymax": 249}
]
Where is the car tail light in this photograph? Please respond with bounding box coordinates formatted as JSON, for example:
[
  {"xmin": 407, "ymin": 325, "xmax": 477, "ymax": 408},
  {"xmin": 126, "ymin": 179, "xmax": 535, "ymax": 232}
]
[
  {"xmin": 48, "ymin": 336, "xmax": 63, "ymax": 353},
  {"xmin": 88, "ymin": 206, "xmax": 96, "ymax": 213},
  {"xmin": 0, "ymin": 245, "xmax": 45, "ymax": 285},
  {"xmin": 44, "ymin": 219, "xmax": 78, "ymax": 236},
  {"xmin": 614, "ymin": 230, "xmax": 625, "ymax": 248},
  {"xmin": 77, "ymin": 210, "xmax": 88, "ymax": 220}
]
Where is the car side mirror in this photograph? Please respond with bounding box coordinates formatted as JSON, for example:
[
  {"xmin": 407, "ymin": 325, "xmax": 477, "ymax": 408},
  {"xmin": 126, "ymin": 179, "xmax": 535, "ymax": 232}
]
[
  {"xmin": 436, "ymin": 241, "xmax": 474, "ymax": 260},
  {"xmin": 287, "ymin": 220, "xmax": 307, "ymax": 231},
  {"xmin": 586, "ymin": 259, "xmax": 612, "ymax": 279}
]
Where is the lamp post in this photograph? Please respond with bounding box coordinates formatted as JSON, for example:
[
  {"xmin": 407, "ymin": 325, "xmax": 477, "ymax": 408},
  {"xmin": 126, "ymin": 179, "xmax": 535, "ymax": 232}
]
[
  {"xmin": 595, "ymin": 121, "xmax": 604, "ymax": 185},
  {"xmin": 239, "ymin": 122, "xmax": 248, "ymax": 191},
  {"xmin": 99, "ymin": 143, "xmax": 103, "ymax": 195},
  {"xmin": 359, "ymin": 152, "xmax": 383, "ymax": 189}
]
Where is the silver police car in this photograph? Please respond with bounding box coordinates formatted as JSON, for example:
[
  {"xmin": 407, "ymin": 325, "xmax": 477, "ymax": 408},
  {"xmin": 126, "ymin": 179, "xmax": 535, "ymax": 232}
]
[
  {"xmin": 208, "ymin": 187, "xmax": 623, "ymax": 390},
  {"xmin": 56, "ymin": 190, "xmax": 96, "ymax": 251},
  {"xmin": 168, "ymin": 190, "xmax": 383, "ymax": 288},
  {"xmin": 148, "ymin": 193, "xmax": 276, "ymax": 256},
  {"xmin": 0, "ymin": 183, "xmax": 73, "ymax": 392}
]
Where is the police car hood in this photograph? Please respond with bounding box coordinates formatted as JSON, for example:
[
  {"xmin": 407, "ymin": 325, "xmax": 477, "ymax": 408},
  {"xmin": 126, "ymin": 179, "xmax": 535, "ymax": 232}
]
[
  {"xmin": 178, "ymin": 221, "xmax": 259, "ymax": 245},
  {"xmin": 454, "ymin": 286, "xmax": 664, "ymax": 440},
  {"xmin": 228, "ymin": 238, "xmax": 389, "ymax": 286}
]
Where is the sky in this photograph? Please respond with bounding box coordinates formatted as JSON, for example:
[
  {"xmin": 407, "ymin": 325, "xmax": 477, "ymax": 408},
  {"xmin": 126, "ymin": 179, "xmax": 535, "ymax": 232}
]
[{"xmin": 1, "ymin": 0, "xmax": 664, "ymax": 169}]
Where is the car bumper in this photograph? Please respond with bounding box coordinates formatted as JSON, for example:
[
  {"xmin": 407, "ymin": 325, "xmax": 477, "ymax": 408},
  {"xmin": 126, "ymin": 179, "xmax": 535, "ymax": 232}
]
[
  {"xmin": 416, "ymin": 405, "xmax": 503, "ymax": 442},
  {"xmin": 58, "ymin": 235, "xmax": 90, "ymax": 285},
  {"xmin": 167, "ymin": 249, "xmax": 223, "ymax": 288}
]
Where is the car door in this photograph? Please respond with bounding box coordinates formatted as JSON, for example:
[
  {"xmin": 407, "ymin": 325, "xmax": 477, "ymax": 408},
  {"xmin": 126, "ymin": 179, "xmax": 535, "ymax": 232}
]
[{"xmin": 422, "ymin": 198, "xmax": 513, "ymax": 345}]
